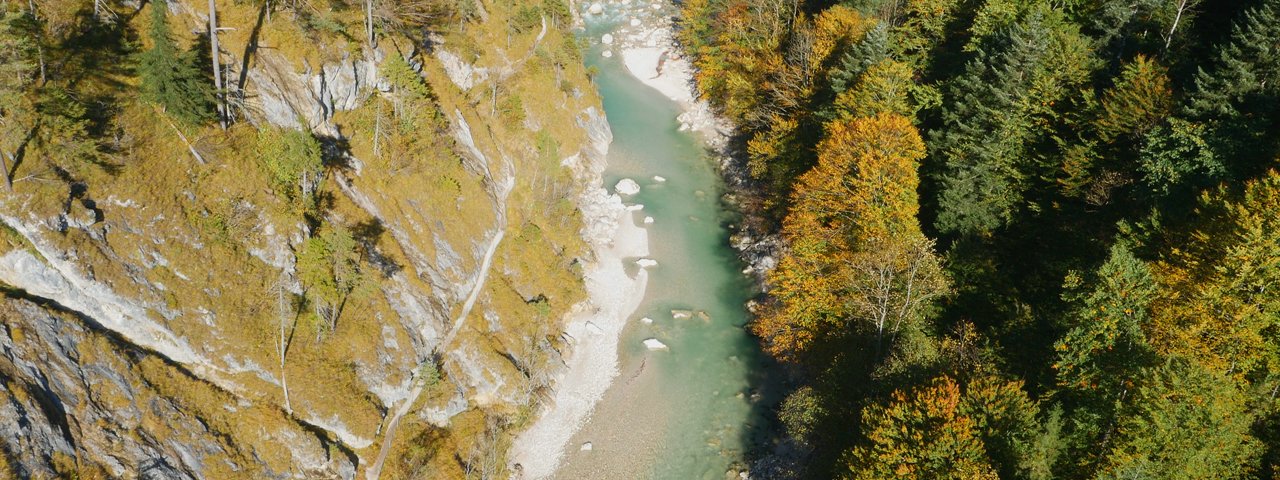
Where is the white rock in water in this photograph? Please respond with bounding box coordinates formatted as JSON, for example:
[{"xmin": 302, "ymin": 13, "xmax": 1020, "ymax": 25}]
[
  {"xmin": 636, "ymin": 258, "xmax": 658, "ymax": 268},
  {"xmin": 588, "ymin": 3, "xmax": 603, "ymax": 14},
  {"xmin": 653, "ymin": 175, "xmax": 667, "ymax": 182},
  {"xmin": 651, "ymin": 3, "xmax": 661, "ymax": 9},
  {"xmin": 602, "ymin": 50, "xmax": 614, "ymax": 58},
  {"xmin": 581, "ymin": 442, "xmax": 594, "ymax": 451},
  {"xmin": 672, "ymin": 310, "xmax": 692, "ymax": 320},
  {"xmin": 615, "ymin": 178, "xmax": 641, "ymax": 195},
  {"xmin": 626, "ymin": 204, "xmax": 644, "ymax": 211},
  {"xmin": 643, "ymin": 338, "xmax": 668, "ymax": 350},
  {"xmin": 640, "ymin": 317, "xmax": 653, "ymax": 324},
  {"xmin": 631, "ymin": 18, "xmax": 642, "ymax": 27},
  {"xmin": 643, "ymin": 216, "xmax": 654, "ymax": 224},
  {"xmin": 601, "ymin": 33, "xmax": 615, "ymax": 45}
]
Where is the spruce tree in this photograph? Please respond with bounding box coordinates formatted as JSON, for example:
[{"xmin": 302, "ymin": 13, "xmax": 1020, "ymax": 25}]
[
  {"xmin": 829, "ymin": 23, "xmax": 890, "ymax": 95},
  {"xmin": 1184, "ymin": 0, "xmax": 1280, "ymax": 169},
  {"xmin": 931, "ymin": 12, "xmax": 1052, "ymax": 236},
  {"xmin": 138, "ymin": 0, "xmax": 214, "ymax": 125}
]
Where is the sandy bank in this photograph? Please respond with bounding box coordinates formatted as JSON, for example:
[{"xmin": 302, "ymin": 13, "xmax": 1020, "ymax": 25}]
[
  {"xmin": 616, "ymin": 15, "xmax": 732, "ymax": 149},
  {"xmin": 508, "ymin": 105, "xmax": 650, "ymax": 478}
]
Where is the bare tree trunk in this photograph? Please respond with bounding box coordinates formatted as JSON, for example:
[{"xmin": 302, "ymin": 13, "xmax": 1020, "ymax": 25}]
[
  {"xmin": 372, "ymin": 101, "xmax": 382, "ymax": 158},
  {"xmin": 1165, "ymin": 0, "xmax": 1190, "ymax": 50},
  {"xmin": 276, "ymin": 275, "xmax": 292, "ymax": 413},
  {"xmin": 0, "ymin": 152, "xmax": 12, "ymax": 192},
  {"xmin": 27, "ymin": 0, "xmax": 46, "ymax": 83},
  {"xmin": 209, "ymin": 0, "xmax": 226, "ymax": 129},
  {"xmin": 365, "ymin": 0, "xmax": 376, "ymax": 50}
]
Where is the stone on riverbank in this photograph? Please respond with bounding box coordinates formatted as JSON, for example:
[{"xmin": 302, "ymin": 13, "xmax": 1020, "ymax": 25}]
[
  {"xmin": 643, "ymin": 338, "xmax": 668, "ymax": 350},
  {"xmin": 615, "ymin": 178, "xmax": 640, "ymax": 195}
]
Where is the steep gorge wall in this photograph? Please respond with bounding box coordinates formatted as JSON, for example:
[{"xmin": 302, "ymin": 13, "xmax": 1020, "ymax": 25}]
[{"xmin": 0, "ymin": 1, "xmax": 607, "ymax": 478}]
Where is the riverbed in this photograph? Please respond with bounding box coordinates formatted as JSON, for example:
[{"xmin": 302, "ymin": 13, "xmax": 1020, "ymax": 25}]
[{"xmin": 546, "ymin": 8, "xmax": 778, "ymax": 479}]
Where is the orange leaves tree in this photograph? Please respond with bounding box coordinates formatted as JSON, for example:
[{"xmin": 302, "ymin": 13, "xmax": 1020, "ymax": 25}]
[
  {"xmin": 753, "ymin": 113, "xmax": 948, "ymax": 363},
  {"xmin": 843, "ymin": 376, "xmax": 1002, "ymax": 480}
]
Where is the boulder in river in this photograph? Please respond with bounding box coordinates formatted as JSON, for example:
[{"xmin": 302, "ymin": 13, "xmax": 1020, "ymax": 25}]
[
  {"xmin": 588, "ymin": 3, "xmax": 603, "ymax": 14},
  {"xmin": 643, "ymin": 216, "xmax": 654, "ymax": 224},
  {"xmin": 653, "ymin": 175, "xmax": 667, "ymax": 182},
  {"xmin": 615, "ymin": 178, "xmax": 640, "ymax": 195},
  {"xmin": 671, "ymin": 310, "xmax": 693, "ymax": 320},
  {"xmin": 643, "ymin": 338, "xmax": 668, "ymax": 350},
  {"xmin": 602, "ymin": 50, "xmax": 614, "ymax": 58},
  {"xmin": 626, "ymin": 203, "xmax": 644, "ymax": 211},
  {"xmin": 581, "ymin": 442, "xmax": 593, "ymax": 451},
  {"xmin": 640, "ymin": 317, "xmax": 653, "ymax": 324},
  {"xmin": 601, "ymin": 33, "xmax": 615, "ymax": 45},
  {"xmin": 636, "ymin": 258, "xmax": 658, "ymax": 268}
]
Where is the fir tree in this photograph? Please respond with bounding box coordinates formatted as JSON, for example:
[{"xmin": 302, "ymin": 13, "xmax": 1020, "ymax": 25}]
[{"xmin": 138, "ymin": 0, "xmax": 214, "ymax": 125}]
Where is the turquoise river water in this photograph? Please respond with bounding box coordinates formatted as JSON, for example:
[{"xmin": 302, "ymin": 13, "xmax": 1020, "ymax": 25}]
[{"xmin": 550, "ymin": 16, "xmax": 779, "ymax": 480}]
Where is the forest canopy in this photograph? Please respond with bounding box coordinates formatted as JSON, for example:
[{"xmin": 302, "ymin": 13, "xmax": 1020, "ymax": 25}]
[{"xmin": 678, "ymin": 0, "xmax": 1280, "ymax": 478}]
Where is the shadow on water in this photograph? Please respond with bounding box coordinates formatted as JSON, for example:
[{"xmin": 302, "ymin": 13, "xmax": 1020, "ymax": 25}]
[
  {"xmin": 713, "ymin": 183, "xmax": 789, "ymax": 473},
  {"xmin": 579, "ymin": 12, "xmax": 788, "ymax": 476}
]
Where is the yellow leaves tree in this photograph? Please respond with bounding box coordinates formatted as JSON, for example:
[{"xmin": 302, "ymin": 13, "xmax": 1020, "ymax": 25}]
[
  {"xmin": 810, "ymin": 5, "xmax": 872, "ymax": 73},
  {"xmin": 795, "ymin": 113, "xmax": 924, "ymax": 238},
  {"xmin": 845, "ymin": 376, "xmax": 1000, "ymax": 480},
  {"xmin": 754, "ymin": 113, "xmax": 948, "ymax": 362},
  {"xmin": 1148, "ymin": 170, "xmax": 1280, "ymax": 380},
  {"xmin": 1095, "ymin": 55, "xmax": 1174, "ymax": 142}
]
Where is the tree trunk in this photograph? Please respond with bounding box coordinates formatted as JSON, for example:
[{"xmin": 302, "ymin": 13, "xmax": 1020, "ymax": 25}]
[
  {"xmin": 209, "ymin": 0, "xmax": 226, "ymax": 129},
  {"xmin": 276, "ymin": 277, "xmax": 292, "ymax": 413},
  {"xmin": 0, "ymin": 152, "xmax": 13, "ymax": 192},
  {"xmin": 1165, "ymin": 0, "xmax": 1190, "ymax": 51},
  {"xmin": 366, "ymin": 0, "xmax": 373, "ymax": 49}
]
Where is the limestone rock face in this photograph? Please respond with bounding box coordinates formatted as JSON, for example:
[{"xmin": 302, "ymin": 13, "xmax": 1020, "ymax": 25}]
[{"xmin": 0, "ymin": 0, "xmax": 611, "ymax": 477}]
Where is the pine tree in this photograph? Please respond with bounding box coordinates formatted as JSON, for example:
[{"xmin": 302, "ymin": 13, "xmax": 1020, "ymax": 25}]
[
  {"xmin": 830, "ymin": 23, "xmax": 889, "ymax": 95},
  {"xmin": 138, "ymin": 0, "xmax": 215, "ymax": 125}
]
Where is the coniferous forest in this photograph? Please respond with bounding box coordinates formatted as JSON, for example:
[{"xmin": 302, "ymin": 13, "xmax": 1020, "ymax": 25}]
[{"xmin": 678, "ymin": 0, "xmax": 1280, "ymax": 478}]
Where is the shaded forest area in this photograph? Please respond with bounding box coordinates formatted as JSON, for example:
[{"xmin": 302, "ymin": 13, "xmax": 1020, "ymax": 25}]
[{"xmin": 679, "ymin": 0, "xmax": 1280, "ymax": 478}]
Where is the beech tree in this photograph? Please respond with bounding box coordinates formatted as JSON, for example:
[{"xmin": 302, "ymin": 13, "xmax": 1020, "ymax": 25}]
[
  {"xmin": 1149, "ymin": 171, "xmax": 1280, "ymax": 379},
  {"xmin": 1098, "ymin": 357, "xmax": 1262, "ymax": 479},
  {"xmin": 754, "ymin": 114, "xmax": 947, "ymax": 361},
  {"xmin": 845, "ymin": 376, "xmax": 999, "ymax": 480}
]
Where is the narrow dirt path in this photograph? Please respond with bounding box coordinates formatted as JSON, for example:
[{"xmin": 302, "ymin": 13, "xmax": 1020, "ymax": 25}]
[{"xmin": 365, "ymin": 228, "xmax": 505, "ymax": 480}]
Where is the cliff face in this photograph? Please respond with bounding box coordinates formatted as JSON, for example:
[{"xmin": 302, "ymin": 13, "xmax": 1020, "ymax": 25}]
[{"xmin": 0, "ymin": 1, "xmax": 605, "ymax": 478}]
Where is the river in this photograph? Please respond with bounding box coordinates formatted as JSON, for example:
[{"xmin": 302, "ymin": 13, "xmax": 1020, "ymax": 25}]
[{"xmin": 547, "ymin": 10, "xmax": 779, "ymax": 480}]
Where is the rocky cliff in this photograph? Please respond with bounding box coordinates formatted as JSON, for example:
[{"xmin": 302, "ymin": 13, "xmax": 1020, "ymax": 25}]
[{"xmin": 0, "ymin": 0, "xmax": 606, "ymax": 478}]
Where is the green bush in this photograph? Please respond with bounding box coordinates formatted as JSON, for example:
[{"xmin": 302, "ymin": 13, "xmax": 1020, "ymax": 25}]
[{"xmin": 257, "ymin": 127, "xmax": 323, "ymax": 210}]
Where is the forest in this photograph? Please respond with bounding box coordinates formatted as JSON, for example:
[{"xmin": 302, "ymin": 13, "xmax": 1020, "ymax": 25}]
[{"xmin": 678, "ymin": 0, "xmax": 1280, "ymax": 478}]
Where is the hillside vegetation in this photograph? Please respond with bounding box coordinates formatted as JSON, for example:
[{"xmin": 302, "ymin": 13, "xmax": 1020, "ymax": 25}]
[
  {"xmin": 679, "ymin": 0, "xmax": 1280, "ymax": 478},
  {"xmin": 0, "ymin": 0, "xmax": 603, "ymax": 477}
]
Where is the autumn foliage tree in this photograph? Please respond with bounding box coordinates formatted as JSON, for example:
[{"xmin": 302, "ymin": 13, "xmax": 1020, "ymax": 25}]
[
  {"xmin": 754, "ymin": 113, "xmax": 947, "ymax": 361},
  {"xmin": 844, "ymin": 376, "xmax": 998, "ymax": 480}
]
